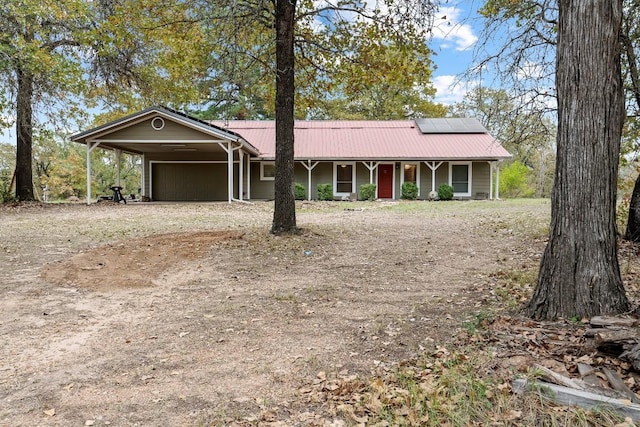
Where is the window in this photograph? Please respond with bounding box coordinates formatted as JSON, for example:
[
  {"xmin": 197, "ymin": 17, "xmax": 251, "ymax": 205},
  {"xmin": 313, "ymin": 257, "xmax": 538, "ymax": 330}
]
[
  {"xmin": 260, "ymin": 162, "xmax": 275, "ymax": 181},
  {"xmin": 400, "ymin": 162, "xmax": 420, "ymax": 196},
  {"xmin": 449, "ymin": 162, "xmax": 472, "ymax": 196},
  {"xmin": 334, "ymin": 162, "xmax": 355, "ymax": 195},
  {"xmin": 404, "ymin": 164, "xmax": 417, "ymax": 183}
]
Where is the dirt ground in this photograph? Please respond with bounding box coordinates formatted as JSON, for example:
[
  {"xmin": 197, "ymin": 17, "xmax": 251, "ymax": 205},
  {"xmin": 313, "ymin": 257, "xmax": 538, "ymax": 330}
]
[{"xmin": 0, "ymin": 199, "xmax": 550, "ymax": 426}]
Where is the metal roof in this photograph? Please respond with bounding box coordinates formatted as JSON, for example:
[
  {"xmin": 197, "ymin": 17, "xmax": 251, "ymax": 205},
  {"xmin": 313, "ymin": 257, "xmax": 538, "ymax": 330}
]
[{"xmin": 211, "ymin": 120, "xmax": 511, "ymax": 161}]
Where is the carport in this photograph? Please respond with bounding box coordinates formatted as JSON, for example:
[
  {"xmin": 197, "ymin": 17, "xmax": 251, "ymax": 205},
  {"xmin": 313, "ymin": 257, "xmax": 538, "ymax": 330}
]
[{"xmin": 71, "ymin": 106, "xmax": 260, "ymax": 204}]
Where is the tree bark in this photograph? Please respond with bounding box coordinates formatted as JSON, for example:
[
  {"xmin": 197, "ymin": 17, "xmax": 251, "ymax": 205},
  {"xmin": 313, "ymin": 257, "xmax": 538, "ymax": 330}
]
[
  {"xmin": 271, "ymin": 0, "xmax": 297, "ymax": 234},
  {"xmin": 526, "ymin": 0, "xmax": 630, "ymax": 319},
  {"xmin": 15, "ymin": 65, "xmax": 35, "ymax": 201}
]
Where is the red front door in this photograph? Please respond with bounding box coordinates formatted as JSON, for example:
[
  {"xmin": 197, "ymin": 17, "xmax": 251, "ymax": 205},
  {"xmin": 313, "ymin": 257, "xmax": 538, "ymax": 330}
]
[{"xmin": 377, "ymin": 164, "xmax": 394, "ymax": 198}]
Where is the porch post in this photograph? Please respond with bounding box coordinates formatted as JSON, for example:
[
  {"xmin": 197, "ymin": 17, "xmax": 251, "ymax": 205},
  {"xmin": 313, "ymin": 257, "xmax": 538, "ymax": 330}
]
[
  {"xmin": 424, "ymin": 161, "xmax": 443, "ymax": 193},
  {"xmin": 85, "ymin": 141, "xmax": 101, "ymax": 205},
  {"xmin": 361, "ymin": 161, "xmax": 379, "ymax": 185},
  {"xmin": 115, "ymin": 149, "xmax": 121, "ymax": 187},
  {"xmin": 489, "ymin": 161, "xmax": 494, "ymax": 200},
  {"xmin": 86, "ymin": 142, "xmax": 91, "ymax": 205},
  {"xmin": 301, "ymin": 160, "xmax": 319, "ymax": 201},
  {"xmin": 238, "ymin": 149, "xmax": 244, "ymax": 201},
  {"xmin": 495, "ymin": 162, "xmax": 501, "ymax": 200},
  {"xmin": 246, "ymin": 156, "xmax": 251, "ymax": 200},
  {"xmin": 227, "ymin": 142, "xmax": 233, "ymax": 203},
  {"xmin": 141, "ymin": 154, "xmax": 146, "ymax": 198}
]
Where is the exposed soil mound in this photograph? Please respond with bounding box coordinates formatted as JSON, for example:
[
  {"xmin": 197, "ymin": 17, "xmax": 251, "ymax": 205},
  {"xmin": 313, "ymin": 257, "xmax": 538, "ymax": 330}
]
[{"xmin": 41, "ymin": 231, "xmax": 243, "ymax": 291}]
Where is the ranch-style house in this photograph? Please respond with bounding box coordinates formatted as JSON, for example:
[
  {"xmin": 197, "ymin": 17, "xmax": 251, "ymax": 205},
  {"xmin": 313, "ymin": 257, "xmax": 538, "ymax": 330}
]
[{"xmin": 71, "ymin": 106, "xmax": 512, "ymax": 203}]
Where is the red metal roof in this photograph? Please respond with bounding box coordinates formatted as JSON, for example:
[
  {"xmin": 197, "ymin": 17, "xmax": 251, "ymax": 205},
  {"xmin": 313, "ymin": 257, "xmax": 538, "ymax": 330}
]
[{"xmin": 211, "ymin": 120, "xmax": 511, "ymax": 160}]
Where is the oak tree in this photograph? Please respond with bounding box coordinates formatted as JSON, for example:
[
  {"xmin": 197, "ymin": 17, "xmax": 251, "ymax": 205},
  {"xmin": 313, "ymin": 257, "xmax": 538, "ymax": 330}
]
[{"xmin": 526, "ymin": 0, "xmax": 630, "ymax": 319}]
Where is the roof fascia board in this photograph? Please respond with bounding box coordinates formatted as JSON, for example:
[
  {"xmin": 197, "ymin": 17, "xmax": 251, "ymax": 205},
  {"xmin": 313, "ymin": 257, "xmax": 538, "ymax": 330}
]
[{"xmin": 72, "ymin": 107, "xmax": 241, "ymax": 143}]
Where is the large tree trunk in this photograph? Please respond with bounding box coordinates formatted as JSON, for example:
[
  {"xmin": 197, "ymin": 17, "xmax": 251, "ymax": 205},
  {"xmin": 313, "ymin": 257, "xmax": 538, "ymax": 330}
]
[
  {"xmin": 271, "ymin": 0, "xmax": 297, "ymax": 234},
  {"xmin": 15, "ymin": 66, "xmax": 35, "ymax": 201},
  {"xmin": 526, "ymin": 0, "xmax": 630, "ymax": 319},
  {"xmin": 626, "ymin": 174, "xmax": 640, "ymax": 242}
]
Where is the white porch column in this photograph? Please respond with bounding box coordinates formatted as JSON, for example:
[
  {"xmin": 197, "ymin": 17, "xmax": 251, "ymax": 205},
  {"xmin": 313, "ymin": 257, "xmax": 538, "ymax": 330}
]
[
  {"xmin": 238, "ymin": 149, "xmax": 244, "ymax": 201},
  {"xmin": 141, "ymin": 154, "xmax": 146, "ymax": 198},
  {"xmin": 85, "ymin": 141, "xmax": 101, "ymax": 205},
  {"xmin": 246, "ymin": 156, "xmax": 251, "ymax": 200},
  {"xmin": 495, "ymin": 162, "xmax": 501, "ymax": 200},
  {"xmin": 301, "ymin": 160, "xmax": 319, "ymax": 200},
  {"xmin": 361, "ymin": 161, "xmax": 379, "ymax": 185},
  {"xmin": 424, "ymin": 161, "xmax": 443, "ymax": 193},
  {"xmin": 489, "ymin": 161, "xmax": 494, "ymax": 200},
  {"xmin": 115, "ymin": 149, "xmax": 121, "ymax": 187},
  {"xmin": 227, "ymin": 142, "xmax": 234, "ymax": 203}
]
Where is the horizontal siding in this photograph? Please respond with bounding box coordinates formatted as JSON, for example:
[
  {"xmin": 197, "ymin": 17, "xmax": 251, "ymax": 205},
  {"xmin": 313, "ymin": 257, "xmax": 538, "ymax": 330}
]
[
  {"xmin": 471, "ymin": 161, "xmax": 491, "ymax": 198},
  {"xmin": 105, "ymin": 118, "xmax": 218, "ymax": 141}
]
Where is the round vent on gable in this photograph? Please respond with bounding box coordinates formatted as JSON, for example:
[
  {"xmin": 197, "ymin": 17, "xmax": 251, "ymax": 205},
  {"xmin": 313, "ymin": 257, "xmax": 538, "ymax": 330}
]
[{"xmin": 151, "ymin": 117, "xmax": 165, "ymax": 130}]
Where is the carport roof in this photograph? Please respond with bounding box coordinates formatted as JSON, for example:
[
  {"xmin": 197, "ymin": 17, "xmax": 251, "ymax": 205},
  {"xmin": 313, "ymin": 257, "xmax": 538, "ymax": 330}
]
[{"xmin": 71, "ymin": 106, "xmax": 260, "ymax": 155}]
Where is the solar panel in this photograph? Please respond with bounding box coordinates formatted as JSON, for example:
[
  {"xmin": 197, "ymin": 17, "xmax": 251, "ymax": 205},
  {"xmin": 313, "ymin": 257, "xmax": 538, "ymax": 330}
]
[{"xmin": 414, "ymin": 118, "xmax": 488, "ymax": 134}]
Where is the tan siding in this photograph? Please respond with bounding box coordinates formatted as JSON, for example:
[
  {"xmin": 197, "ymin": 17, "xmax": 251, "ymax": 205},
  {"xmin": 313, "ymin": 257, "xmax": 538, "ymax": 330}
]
[
  {"xmin": 355, "ymin": 162, "xmax": 371, "ymax": 196},
  {"xmin": 436, "ymin": 163, "xmax": 449, "ymax": 189},
  {"xmin": 471, "ymin": 161, "xmax": 491, "ymax": 198},
  {"xmin": 103, "ymin": 118, "xmax": 219, "ymax": 141},
  {"xmin": 313, "ymin": 163, "xmax": 333, "ymax": 199},
  {"xmin": 250, "ymin": 162, "xmax": 275, "ymax": 200}
]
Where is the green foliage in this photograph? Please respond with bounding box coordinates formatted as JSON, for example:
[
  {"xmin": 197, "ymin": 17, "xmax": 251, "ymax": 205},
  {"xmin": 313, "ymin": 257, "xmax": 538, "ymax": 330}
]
[
  {"xmin": 294, "ymin": 182, "xmax": 306, "ymax": 200},
  {"xmin": 401, "ymin": 182, "xmax": 419, "ymax": 200},
  {"xmin": 317, "ymin": 183, "xmax": 333, "ymax": 201},
  {"xmin": 0, "ymin": 173, "xmax": 14, "ymax": 203},
  {"xmin": 499, "ymin": 161, "xmax": 535, "ymax": 198},
  {"xmin": 0, "ymin": 142, "xmax": 15, "ymax": 203},
  {"xmin": 437, "ymin": 184, "xmax": 454, "ymax": 201},
  {"xmin": 360, "ymin": 183, "xmax": 376, "ymax": 201}
]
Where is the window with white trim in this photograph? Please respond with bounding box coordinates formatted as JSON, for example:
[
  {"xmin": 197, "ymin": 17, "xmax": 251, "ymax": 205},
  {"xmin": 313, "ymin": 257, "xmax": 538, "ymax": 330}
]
[
  {"xmin": 334, "ymin": 162, "xmax": 355, "ymax": 195},
  {"xmin": 449, "ymin": 162, "xmax": 472, "ymax": 197},
  {"xmin": 260, "ymin": 162, "xmax": 275, "ymax": 181},
  {"xmin": 400, "ymin": 162, "xmax": 420, "ymax": 196}
]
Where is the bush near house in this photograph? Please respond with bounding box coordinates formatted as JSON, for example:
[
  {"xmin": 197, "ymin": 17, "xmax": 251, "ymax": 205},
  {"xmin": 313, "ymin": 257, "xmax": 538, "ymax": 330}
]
[
  {"xmin": 401, "ymin": 182, "xmax": 419, "ymax": 200},
  {"xmin": 438, "ymin": 184, "xmax": 454, "ymax": 201},
  {"xmin": 317, "ymin": 183, "xmax": 333, "ymax": 201},
  {"xmin": 360, "ymin": 183, "xmax": 376, "ymax": 201},
  {"xmin": 294, "ymin": 182, "xmax": 306, "ymax": 200}
]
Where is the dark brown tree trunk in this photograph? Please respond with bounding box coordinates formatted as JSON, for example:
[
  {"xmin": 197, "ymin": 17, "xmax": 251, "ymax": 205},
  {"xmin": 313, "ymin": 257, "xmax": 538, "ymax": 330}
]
[
  {"xmin": 271, "ymin": 0, "xmax": 297, "ymax": 234},
  {"xmin": 527, "ymin": 0, "xmax": 630, "ymax": 319},
  {"xmin": 626, "ymin": 175, "xmax": 640, "ymax": 241},
  {"xmin": 15, "ymin": 65, "xmax": 35, "ymax": 201}
]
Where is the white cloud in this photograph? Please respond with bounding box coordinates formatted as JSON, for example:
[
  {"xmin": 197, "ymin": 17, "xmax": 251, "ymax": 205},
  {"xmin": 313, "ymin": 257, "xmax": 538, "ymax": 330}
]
[
  {"xmin": 432, "ymin": 75, "xmax": 478, "ymax": 105},
  {"xmin": 431, "ymin": 6, "xmax": 478, "ymax": 51}
]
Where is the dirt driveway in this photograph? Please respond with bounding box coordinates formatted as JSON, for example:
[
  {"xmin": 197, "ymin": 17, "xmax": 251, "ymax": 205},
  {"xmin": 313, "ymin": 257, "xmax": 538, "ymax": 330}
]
[{"xmin": 0, "ymin": 200, "xmax": 549, "ymax": 426}]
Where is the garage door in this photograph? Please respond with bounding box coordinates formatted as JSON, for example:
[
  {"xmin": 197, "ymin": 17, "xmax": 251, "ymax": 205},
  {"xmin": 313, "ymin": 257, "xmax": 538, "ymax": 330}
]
[{"xmin": 152, "ymin": 163, "xmax": 229, "ymax": 201}]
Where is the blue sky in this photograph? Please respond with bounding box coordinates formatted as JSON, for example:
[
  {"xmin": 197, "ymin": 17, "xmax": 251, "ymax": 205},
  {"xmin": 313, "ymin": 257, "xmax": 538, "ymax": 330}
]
[{"xmin": 429, "ymin": 0, "xmax": 486, "ymax": 105}]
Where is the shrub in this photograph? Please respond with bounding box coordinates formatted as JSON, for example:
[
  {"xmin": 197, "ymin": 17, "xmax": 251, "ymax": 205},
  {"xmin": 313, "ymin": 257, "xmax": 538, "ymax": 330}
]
[
  {"xmin": 0, "ymin": 173, "xmax": 14, "ymax": 203},
  {"xmin": 360, "ymin": 183, "xmax": 376, "ymax": 201},
  {"xmin": 317, "ymin": 183, "xmax": 333, "ymax": 201},
  {"xmin": 294, "ymin": 182, "xmax": 306, "ymax": 200},
  {"xmin": 437, "ymin": 184, "xmax": 454, "ymax": 201},
  {"xmin": 401, "ymin": 182, "xmax": 419, "ymax": 200},
  {"xmin": 499, "ymin": 161, "xmax": 535, "ymax": 198}
]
